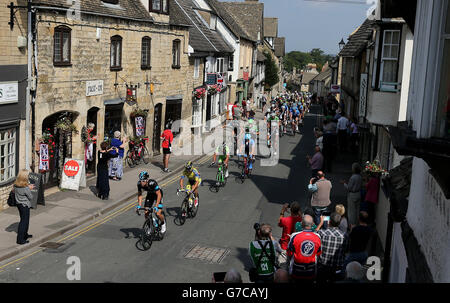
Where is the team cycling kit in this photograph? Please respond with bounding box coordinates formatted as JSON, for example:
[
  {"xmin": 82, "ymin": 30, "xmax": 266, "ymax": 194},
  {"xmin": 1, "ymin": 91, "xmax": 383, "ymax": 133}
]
[
  {"xmin": 182, "ymin": 167, "xmax": 202, "ymax": 186},
  {"xmin": 137, "ymin": 179, "xmax": 164, "ymax": 209}
]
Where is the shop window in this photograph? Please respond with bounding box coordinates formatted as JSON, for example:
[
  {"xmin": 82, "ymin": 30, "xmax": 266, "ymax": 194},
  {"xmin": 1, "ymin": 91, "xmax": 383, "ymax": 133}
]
[
  {"xmin": 110, "ymin": 35, "xmax": 122, "ymax": 71},
  {"xmin": 141, "ymin": 36, "xmax": 151, "ymax": 70},
  {"xmin": 172, "ymin": 39, "xmax": 181, "ymax": 69},
  {"xmin": 53, "ymin": 26, "xmax": 71, "ymax": 66},
  {"xmin": 0, "ymin": 128, "xmax": 16, "ymax": 184}
]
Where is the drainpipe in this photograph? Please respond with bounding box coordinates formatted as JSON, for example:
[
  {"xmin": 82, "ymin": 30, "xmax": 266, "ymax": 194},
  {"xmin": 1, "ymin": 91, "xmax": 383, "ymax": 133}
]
[{"xmin": 25, "ymin": 0, "xmax": 32, "ymax": 170}]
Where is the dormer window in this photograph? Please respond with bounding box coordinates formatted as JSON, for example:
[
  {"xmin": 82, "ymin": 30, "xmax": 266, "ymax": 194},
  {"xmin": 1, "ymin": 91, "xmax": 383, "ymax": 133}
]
[
  {"xmin": 210, "ymin": 14, "xmax": 217, "ymax": 30},
  {"xmin": 150, "ymin": 0, "xmax": 168, "ymax": 14},
  {"xmin": 102, "ymin": 0, "xmax": 119, "ymax": 4}
]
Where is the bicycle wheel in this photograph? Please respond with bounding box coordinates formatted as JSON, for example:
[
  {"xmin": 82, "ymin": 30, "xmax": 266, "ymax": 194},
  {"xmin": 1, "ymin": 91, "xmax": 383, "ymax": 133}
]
[
  {"xmin": 179, "ymin": 200, "xmax": 188, "ymax": 225},
  {"xmin": 136, "ymin": 220, "xmax": 153, "ymax": 251},
  {"xmin": 222, "ymin": 170, "xmax": 227, "ymax": 187},
  {"xmin": 126, "ymin": 151, "xmax": 135, "ymax": 168},
  {"xmin": 190, "ymin": 196, "xmax": 199, "ymax": 218},
  {"xmin": 142, "ymin": 147, "xmax": 150, "ymax": 164}
]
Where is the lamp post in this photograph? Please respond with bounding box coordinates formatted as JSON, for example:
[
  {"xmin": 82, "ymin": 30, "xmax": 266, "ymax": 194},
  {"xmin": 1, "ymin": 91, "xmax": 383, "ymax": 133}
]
[{"xmin": 339, "ymin": 38, "xmax": 346, "ymax": 51}]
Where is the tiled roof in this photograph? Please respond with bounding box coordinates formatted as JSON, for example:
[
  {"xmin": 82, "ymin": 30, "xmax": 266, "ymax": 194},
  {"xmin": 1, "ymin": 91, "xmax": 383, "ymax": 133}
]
[
  {"xmin": 264, "ymin": 17, "xmax": 278, "ymax": 38},
  {"xmin": 169, "ymin": 0, "xmax": 192, "ymax": 26},
  {"xmin": 301, "ymin": 72, "xmax": 318, "ymax": 84},
  {"xmin": 173, "ymin": 0, "xmax": 234, "ymax": 53},
  {"xmin": 312, "ymin": 67, "xmax": 332, "ymax": 82},
  {"xmin": 339, "ymin": 18, "xmax": 375, "ymax": 57},
  {"xmin": 206, "ymin": 0, "xmax": 251, "ymax": 41},
  {"xmin": 274, "ymin": 37, "xmax": 285, "ymax": 57},
  {"xmin": 33, "ymin": 0, "xmax": 153, "ymax": 21}
]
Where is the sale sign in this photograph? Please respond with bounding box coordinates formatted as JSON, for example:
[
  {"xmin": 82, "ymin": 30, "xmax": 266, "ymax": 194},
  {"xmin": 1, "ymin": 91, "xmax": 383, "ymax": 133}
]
[
  {"xmin": 64, "ymin": 160, "xmax": 80, "ymax": 177},
  {"xmin": 60, "ymin": 158, "xmax": 86, "ymax": 191}
]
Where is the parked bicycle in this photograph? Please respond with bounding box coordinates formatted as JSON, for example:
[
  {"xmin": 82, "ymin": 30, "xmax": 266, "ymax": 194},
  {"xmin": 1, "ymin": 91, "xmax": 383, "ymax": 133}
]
[
  {"xmin": 135, "ymin": 206, "xmax": 166, "ymax": 251},
  {"xmin": 126, "ymin": 137, "xmax": 150, "ymax": 168},
  {"xmin": 176, "ymin": 185, "xmax": 199, "ymax": 225},
  {"xmin": 209, "ymin": 161, "xmax": 227, "ymax": 192}
]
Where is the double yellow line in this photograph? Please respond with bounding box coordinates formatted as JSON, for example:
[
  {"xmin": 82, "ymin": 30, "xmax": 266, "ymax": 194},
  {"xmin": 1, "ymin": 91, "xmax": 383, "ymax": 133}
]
[{"xmin": 0, "ymin": 155, "xmax": 212, "ymax": 272}]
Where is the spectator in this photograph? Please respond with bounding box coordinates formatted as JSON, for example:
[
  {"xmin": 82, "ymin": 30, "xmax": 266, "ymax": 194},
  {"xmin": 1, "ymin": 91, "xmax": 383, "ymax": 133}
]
[
  {"xmin": 96, "ymin": 142, "xmax": 118, "ymax": 200},
  {"xmin": 249, "ymin": 224, "xmax": 282, "ymax": 283},
  {"xmin": 342, "ymin": 261, "xmax": 365, "ymax": 283},
  {"xmin": 278, "ymin": 202, "xmax": 302, "ymax": 270},
  {"xmin": 287, "ymin": 215, "xmax": 322, "ymax": 282},
  {"xmin": 161, "ymin": 122, "xmax": 174, "ymax": 173},
  {"xmin": 337, "ymin": 112, "xmax": 349, "ymax": 151},
  {"xmin": 261, "ymin": 95, "xmax": 267, "ymax": 112},
  {"xmin": 341, "ymin": 163, "xmax": 363, "ymax": 227},
  {"xmin": 349, "ymin": 118, "xmax": 359, "ymax": 152},
  {"xmin": 224, "ymin": 269, "xmax": 242, "ymax": 283},
  {"xmin": 344, "ymin": 211, "xmax": 373, "ymax": 268},
  {"xmin": 14, "ymin": 169, "xmax": 34, "ymax": 245},
  {"xmin": 307, "ymin": 146, "xmax": 324, "ymax": 178},
  {"xmin": 308, "ymin": 171, "xmax": 332, "ymax": 226},
  {"xmin": 274, "ymin": 269, "xmax": 290, "ymax": 283},
  {"xmin": 109, "ymin": 131, "xmax": 126, "ymax": 181},
  {"xmin": 226, "ymin": 100, "xmax": 234, "ymax": 121},
  {"xmin": 362, "ymin": 172, "xmax": 380, "ymax": 225},
  {"xmin": 242, "ymin": 99, "xmax": 247, "ymax": 118},
  {"xmin": 232, "ymin": 101, "xmax": 242, "ymax": 121},
  {"xmin": 317, "ymin": 212, "xmax": 348, "ymax": 282},
  {"xmin": 335, "ymin": 204, "xmax": 349, "ymax": 234},
  {"xmin": 315, "ymin": 130, "xmax": 323, "ymax": 151}
]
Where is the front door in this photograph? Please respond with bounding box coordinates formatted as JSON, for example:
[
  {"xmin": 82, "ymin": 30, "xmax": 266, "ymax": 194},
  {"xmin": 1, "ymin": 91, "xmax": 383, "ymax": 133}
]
[
  {"xmin": 206, "ymin": 95, "xmax": 212, "ymax": 130},
  {"xmin": 153, "ymin": 103, "xmax": 162, "ymax": 155}
]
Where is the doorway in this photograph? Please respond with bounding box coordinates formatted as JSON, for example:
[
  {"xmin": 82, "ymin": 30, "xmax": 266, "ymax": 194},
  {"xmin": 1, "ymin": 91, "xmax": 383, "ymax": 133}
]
[
  {"xmin": 206, "ymin": 94, "xmax": 212, "ymax": 131},
  {"xmin": 165, "ymin": 99, "xmax": 182, "ymax": 136},
  {"xmin": 104, "ymin": 104, "xmax": 124, "ymax": 141},
  {"xmin": 153, "ymin": 103, "xmax": 162, "ymax": 155},
  {"xmin": 86, "ymin": 107, "xmax": 99, "ymax": 176}
]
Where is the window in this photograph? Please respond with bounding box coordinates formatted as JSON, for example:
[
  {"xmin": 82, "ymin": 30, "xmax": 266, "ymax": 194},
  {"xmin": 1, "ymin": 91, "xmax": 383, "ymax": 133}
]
[
  {"xmin": 53, "ymin": 26, "xmax": 71, "ymax": 66},
  {"xmin": 210, "ymin": 14, "xmax": 217, "ymax": 30},
  {"xmin": 110, "ymin": 35, "xmax": 122, "ymax": 71},
  {"xmin": 216, "ymin": 58, "xmax": 224, "ymax": 74},
  {"xmin": 0, "ymin": 128, "xmax": 16, "ymax": 184},
  {"xmin": 379, "ymin": 29, "xmax": 401, "ymax": 92},
  {"xmin": 150, "ymin": 0, "xmax": 168, "ymax": 14},
  {"xmin": 194, "ymin": 58, "xmax": 200, "ymax": 79},
  {"xmin": 192, "ymin": 99, "xmax": 202, "ymax": 127},
  {"xmin": 228, "ymin": 55, "xmax": 234, "ymax": 71},
  {"xmin": 141, "ymin": 37, "xmax": 151, "ymax": 69},
  {"xmin": 172, "ymin": 39, "xmax": 181, "ymax": 68},
  {"xmin": 436, "ymin": 4, "xmax": 450, "ymax": 138}
]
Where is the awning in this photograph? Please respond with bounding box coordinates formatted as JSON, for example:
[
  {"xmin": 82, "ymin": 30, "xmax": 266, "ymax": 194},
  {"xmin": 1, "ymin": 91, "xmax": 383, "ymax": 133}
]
[{"xmin": 104, "ymin": 98, "xmax": 124, "ymax": 105}]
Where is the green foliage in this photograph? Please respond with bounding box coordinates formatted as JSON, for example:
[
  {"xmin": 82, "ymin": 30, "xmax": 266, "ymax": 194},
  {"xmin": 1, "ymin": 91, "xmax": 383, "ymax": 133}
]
[
  {"xmin": 285, "ymin": 48, "xmax": 334, "ymax": 73},
  {"xmin": 264, "ymin": 51, "xmax": 279, "ymax": 90}
]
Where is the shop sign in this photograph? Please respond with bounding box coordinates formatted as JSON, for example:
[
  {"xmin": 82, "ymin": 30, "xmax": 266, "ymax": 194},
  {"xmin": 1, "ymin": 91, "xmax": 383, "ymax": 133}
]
[
  {"xmin": 39, "ymin": 144, "xmax": 49, "ymax": 171},
  {"xmin": 60, "ymin": 158, "xmax": 86, "ymax": 191},
  {"xmin": 86, "ymin": 80, "xmax": 103, "ymax": 96},
  {"xmin": 243, "ymin": 71, "xmax": 249, "ymax": 81},
  {"xmin": 135, "ymin": 116, "xmax": 145, "ymax": 137},
  {"xmin": 331, "ymin": 84, "xmax": 340, "ymax": 94},
  {"xmin": 0, "ymin": 81, "xmax": 18, "ymax": 104},
  {"xmin": 206, "ymin": 73, "xmax": 217, "ymax": 85}
]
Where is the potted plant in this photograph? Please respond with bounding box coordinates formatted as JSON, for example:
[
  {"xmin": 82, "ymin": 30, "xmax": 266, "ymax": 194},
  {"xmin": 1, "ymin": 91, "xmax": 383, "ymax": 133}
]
[
  {"xmin": 130, "ymin": 107, "xmax": 148, "ymax": 119},
  {"xmin": 55, "ymin": 116, "xmax": 78, "ymax": 134},
  {"xmin": 364, "ymin": 159, "xmax": 388, "ymax": 177},
  {"xmin": 193, "ymin": 87, "xmax": 206, "ymax": 99}
]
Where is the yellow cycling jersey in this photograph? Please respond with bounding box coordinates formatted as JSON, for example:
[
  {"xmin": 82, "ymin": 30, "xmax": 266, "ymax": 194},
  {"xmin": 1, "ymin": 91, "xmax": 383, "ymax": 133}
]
[{"xmin": 182, "ymin": 167, "xmax": 201, "ymax": 182}]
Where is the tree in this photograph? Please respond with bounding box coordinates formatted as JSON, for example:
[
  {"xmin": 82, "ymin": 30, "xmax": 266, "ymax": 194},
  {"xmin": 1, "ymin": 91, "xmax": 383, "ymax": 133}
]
[
  {"xmin": 285, "ymin": 48, "xmax": 335, "ymax": 73},
  {"xmin": 264, "ymin": 51, "xmax": 279, "ymax": 91}
]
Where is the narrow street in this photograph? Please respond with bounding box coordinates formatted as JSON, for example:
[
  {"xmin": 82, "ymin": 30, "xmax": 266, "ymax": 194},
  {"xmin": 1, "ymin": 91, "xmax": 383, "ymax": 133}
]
[{"xmin": 0, "ymin": 106, "xmax": 335, "ymax": 283}]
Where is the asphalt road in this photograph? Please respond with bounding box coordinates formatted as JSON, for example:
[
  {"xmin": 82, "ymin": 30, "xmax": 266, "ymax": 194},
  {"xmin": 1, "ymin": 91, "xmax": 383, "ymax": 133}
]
[{"xmin": 0, "ymin": 107, "xmax": 319, "ymax": 283}]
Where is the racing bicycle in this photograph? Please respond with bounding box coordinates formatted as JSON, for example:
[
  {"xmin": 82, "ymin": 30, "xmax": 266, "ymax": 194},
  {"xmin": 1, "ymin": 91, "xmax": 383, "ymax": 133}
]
[
  {"xmin": 238, "ymin": 154, "xmax": 253, "ymax": 183},
  {"xmin": 126, "ymin": 137, "xmax": 150, "ymax": 168},
  {"xmin": 176, "ymin": 185, "xmax": 199, "ymax": 225},
  {"xmin": 135, "ymin": 206, "xmax": 166, "ymax": 251},
  {"xmin": 209, "ymin": 161, "xmax": 227, "ymax": 192}
]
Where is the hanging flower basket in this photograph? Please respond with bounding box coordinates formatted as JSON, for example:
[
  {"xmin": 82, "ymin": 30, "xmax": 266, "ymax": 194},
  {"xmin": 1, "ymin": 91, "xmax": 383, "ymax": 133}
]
[
  {"xmin": 193, "ymin": 87, "xmax": 206, "ymax": 99},
  {"xmin": 208, "ymin": 84, "xmax": 221, "ymax": 95},
  {"xmin": 81, "ymin": 126, "xmax": 96, "ymax": 144},
  {"xmin": 55, "ymin": 116, "xmax": 78, "ymax": 134},
  {"xmin": 130, "ymin": 108, "xmax": 148, "ymax": 119},
  {"xmin": 364, "ymin": 160, "xmax": 388, "ymax": 176}
]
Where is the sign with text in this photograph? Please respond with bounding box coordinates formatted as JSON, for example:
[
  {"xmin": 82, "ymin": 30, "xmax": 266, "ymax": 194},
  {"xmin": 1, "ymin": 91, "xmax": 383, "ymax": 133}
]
[
  {"xmin": 0, "ymin": 81, "xmax": 18, "ymax": 104},
  {"xmin": 243, "ymin": 71, "xmax": 249, "ymax": 81},
  {"xmin": 206, "ymin": 73, "xmax": 218, "ymax": 85},
  {"xmin": 135, "ymin": 116, "xmax": 145, "ymax": 137},
  {"xmin": 86, "ymin": 80, "xmax": 103, "ymax": 96},
  {"xmin": 330, "ymin": 84, "xmax": 341, "ymax": 94},
  {"xmin": 39, "ymin": 144, "xmax": 49, "ymax": 171},
  {"xmin": 28, "ymin": 172, "xmax": 45, "ymax": 208},
  {"xmin": 359, "ymin": 73, "xmax": 368, "ymax": 117},
  {"xmin": 60, "ymin": 158, "xmax": 86, "ymax": 191}
]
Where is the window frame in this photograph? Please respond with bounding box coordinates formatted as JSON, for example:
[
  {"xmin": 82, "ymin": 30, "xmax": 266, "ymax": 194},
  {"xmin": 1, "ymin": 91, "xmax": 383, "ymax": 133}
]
[
  {"xmin": 110, "ymin": 35, "xmax": 123, "ymax": 71},
  {"xmin": 149, "ymin": 0, "xmax": 169, "ymax": 15},
  {"xmin": 210, "ymin": 14, "xmax": 217, "ymax": 30},
  {"xmin": 172, "ymin": 39, "xmax": 181, "ymax": 69},
  {"xmin": 0, "ymin": 127, "xmax": 17, "ymax": 185},
  {"xmin": 377, "ymin": 27, "xmax": 402, "ymax": 92},
  {"xmin": 194, "ymin": 58, "xmax": 200, "ymax": 79},
  {"xmin": 53, "ymin": 25, "xmax": 72, "ymax": 67},
  {"xmin": 141, "ymin": 36, "xmax": 152, "ymax": 70},
  {"xmin": 228, "ymin": 54, "xmax": 234, "ymax": 71}
]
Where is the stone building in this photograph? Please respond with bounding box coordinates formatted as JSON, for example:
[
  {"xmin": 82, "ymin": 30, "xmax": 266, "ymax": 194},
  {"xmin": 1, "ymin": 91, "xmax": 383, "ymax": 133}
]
[
  {"xmin": 0, "ymin": 0, "xmax": 28, "ymax": 209},
  {"xmin": 28, "ymin": 0, "xmax": 192, "ymax": 189}
]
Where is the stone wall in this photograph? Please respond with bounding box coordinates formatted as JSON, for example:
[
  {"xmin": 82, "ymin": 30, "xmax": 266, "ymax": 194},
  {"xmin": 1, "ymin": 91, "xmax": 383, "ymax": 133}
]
[{"xmin": 0, "ymin": 0, "xmax": 28, "ymax": 65}]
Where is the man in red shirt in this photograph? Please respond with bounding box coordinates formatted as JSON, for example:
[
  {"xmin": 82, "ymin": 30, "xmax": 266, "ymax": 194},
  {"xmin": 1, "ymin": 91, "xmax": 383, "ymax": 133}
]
[
  {"xmin": 287, "ymin": 215, "xmax": 322, "ymax": 281},
  {"xmin": 160, "ymin": 122, "xmax": 173, "ymax": 173},
  {"xmin": 278, "ymin": 202, "xmax": 302, "ymax": 270}
]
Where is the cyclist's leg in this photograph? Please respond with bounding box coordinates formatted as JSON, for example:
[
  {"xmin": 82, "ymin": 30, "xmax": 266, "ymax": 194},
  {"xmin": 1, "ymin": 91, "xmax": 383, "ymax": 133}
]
[{"xmin": 144, "ymin": 194, "xmax": 153, "ymax": 219}]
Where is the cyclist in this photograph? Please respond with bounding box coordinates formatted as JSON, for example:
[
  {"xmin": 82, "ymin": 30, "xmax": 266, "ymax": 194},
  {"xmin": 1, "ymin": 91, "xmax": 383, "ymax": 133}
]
[
  {"xmin": 267, "ymin": 112, "xmax": 280, "ymax": 155},
  {"xmin": 211, "ymin": 142, "xmax": 230, "ymax": 178},
  {"xmin": 136, "ymin": 171, "xmax": 166, "ymax": 234},
  {"xmin": 238, "ymin": 128, "xmax": 256, "ymax": 175},
  {"xmin": 290, "ymin": 103, "xmax": 300, "ymax": 133},
  {"xmin": 279, "ymin": 105, "xmax": 289, "ymax": 135},
  {"xmin": 179, "ymin": 161, "xmax": 201, "ymax": 207}
]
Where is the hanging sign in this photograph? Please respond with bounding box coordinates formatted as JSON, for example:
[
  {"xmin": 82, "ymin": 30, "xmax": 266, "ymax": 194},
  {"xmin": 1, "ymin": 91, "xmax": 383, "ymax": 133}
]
[
  {"xmin": 0, "ymin": 81, "xmax": 18, "ymax": 104},
  {"xmin": 206, "ymin": 73, "xmax": 218, "ymax": 85},
  {"xmin": 359, "ymin": 73, "xmax": 368, "ymax": 117},
  {"xmin": 331, "ymin": 84, "xmax": 341, "ymax": 94},
  {"xmin": 86, "ymin": 80, "xmax": 103, "ymax": 96},
  {"xmin": 39, "ymin": 144, "xmax": 49, "ymax": 171},
  {"xmin": 135, "ymin": 116, "xmax": 145, "ymax": 137},
  {"xmin": 60, "ymin": 158, "xmax": 86, "ymax": 191}
]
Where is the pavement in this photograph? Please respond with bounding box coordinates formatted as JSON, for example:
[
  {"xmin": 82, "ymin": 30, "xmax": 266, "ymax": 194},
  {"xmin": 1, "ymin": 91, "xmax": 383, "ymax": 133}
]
[{"xmin": 0, "ymin": 104, "xmax": 375, "ymax": 282}]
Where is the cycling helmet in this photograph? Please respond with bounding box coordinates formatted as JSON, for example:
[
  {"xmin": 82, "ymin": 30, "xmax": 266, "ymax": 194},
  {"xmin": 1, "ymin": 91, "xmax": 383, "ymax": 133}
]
[
  {"xmin": 245, "ymin": 133, "xmax": 251, "ymax": 140},
  {"xmin": 185, "ymin": 161, "xmax": 193, "ymax": 172},
  {"xmin": 139, "ymin": 171, "xmax": 150, "ymax": 181}
]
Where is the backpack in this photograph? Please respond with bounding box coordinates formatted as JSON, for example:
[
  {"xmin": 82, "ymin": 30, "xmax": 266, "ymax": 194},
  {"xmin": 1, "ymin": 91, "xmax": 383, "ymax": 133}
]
[{"xmin": 7, "ymin": 189, "xmax": 17, "ymax": 207}]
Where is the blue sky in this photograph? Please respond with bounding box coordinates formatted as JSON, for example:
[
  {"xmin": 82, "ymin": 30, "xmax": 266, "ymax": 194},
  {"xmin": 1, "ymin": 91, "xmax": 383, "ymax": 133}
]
[{"xmin": 228, "ymin": 0, "xmax": 374, "ymax": 55}]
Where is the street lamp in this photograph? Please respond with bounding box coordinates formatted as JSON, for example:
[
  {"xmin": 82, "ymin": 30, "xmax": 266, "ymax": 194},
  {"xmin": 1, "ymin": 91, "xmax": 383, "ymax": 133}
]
[{"xmin": 339, "ymin": 38, "xmax": 346, "ymax": 51}]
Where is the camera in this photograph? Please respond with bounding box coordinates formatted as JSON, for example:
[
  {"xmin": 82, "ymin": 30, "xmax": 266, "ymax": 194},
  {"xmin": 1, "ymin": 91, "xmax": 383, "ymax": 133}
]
[
  {"xmin": 253, "ymin": 223, "xmax": 261, "ymax": 240},
  {"xmin": 311, "ymin": 177, "xmax": 319, "ymax": 184}
]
